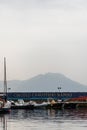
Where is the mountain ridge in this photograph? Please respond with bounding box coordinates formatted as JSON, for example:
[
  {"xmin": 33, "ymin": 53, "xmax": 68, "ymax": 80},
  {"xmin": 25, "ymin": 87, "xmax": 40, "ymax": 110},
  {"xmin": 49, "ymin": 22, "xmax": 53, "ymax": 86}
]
[{"xmin": 0, "ymin": 73, "xmax": 87, "ymax": 92}]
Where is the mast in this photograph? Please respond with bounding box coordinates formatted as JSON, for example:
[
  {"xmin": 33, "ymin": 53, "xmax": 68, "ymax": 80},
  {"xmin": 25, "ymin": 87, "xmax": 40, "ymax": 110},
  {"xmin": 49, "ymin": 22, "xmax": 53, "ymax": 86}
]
[{"xmin": 4, "ymin": 57, "xmax": 7, "ymax": 101}]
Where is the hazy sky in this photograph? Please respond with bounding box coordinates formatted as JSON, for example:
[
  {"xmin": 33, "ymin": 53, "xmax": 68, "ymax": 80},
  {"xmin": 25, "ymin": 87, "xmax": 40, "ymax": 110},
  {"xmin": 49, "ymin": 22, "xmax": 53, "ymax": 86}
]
[{"xmin": 0, "ymin": 0, "xmax": 87, "ymax": 85}]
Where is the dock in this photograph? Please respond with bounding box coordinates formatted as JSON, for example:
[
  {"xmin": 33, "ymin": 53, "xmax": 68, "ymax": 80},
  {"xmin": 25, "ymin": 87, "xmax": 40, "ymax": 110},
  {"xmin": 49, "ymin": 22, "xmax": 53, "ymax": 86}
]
[{"xmin": 50, "ymin": 101, "xmax": 87, "ymax": 109}]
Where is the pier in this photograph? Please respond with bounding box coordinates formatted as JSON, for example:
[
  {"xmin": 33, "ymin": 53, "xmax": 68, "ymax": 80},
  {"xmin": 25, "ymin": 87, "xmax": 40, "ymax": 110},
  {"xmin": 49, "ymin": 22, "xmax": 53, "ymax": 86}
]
[{"xmin": 50, "ymin": 101, "xmax": 87, "ymax": 109}]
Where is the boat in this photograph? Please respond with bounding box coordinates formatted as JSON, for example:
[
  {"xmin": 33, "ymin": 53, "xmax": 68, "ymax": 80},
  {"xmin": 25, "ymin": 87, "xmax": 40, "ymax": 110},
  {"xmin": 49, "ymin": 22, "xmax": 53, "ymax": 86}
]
[
  {"xmin": 11, "ymin": 99, "xmax": 34, "ymax": 109},
  {"xmin": 0, "ymin": 57, "xmax": 11, "ymax": 113},
  {"xmin": 0, "ymin": 99, "xmax": 11, "ymax": 113},
  {"xmin": 65, "ymin": 96, "xmax": 87, "ymax": 108},
  {"xmin": 30, "ymin": 100, "xmax": 51, "ymax": 109},
  {"xmin": 33, "ymin": 102, "xmax": 51, "ymax": 109}
]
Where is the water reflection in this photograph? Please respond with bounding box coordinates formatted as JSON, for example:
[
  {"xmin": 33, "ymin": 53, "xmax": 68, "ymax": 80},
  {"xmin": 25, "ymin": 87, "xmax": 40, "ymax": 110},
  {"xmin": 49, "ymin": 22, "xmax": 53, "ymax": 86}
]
[
  {"xmin": 10, "ymin": 108, "xmax": 87, "ymax": 120},
  {"xmin": 0, "ymin": 115, "xmax": 7, "ymax": 130},
  {"xmin": 0, "ymin": 108, "xmax": 87, "ymax": 130},
  {"xmin": 47, "ymin": 108, "xmax": 87, "ymax": 120}
]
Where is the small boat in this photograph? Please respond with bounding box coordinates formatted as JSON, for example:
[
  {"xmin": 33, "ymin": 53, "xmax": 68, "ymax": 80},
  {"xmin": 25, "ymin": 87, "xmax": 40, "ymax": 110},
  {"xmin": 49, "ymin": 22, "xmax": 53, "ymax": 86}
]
[
  {"xmin": 11, "ymin": 99, "xmax": 34, "ymax": 109},
  {"xmin": 31, "ymin": 101, "xmax": 51, "ymax": 109},
  {"xmin": 0, "ymin": 99, "xmax": 11, "ymax": 114}
]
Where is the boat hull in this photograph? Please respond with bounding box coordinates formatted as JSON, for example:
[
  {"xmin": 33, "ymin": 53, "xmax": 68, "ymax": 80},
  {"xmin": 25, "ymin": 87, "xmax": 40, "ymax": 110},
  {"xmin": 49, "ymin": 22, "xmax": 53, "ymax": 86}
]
[
  {"xmin": 0, "ymin": 108, "xmax": 10, "ymax": 114},
  {"xmin": 11, "ymin": 104, "xmax": 34, "ymax": 109}
]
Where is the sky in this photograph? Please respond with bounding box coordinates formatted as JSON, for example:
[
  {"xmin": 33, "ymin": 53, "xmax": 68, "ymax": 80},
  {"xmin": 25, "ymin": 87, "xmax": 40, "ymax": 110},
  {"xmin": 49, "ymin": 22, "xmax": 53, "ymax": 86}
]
[{"xmin": 0, "ymin": 0, "xmax": 87, "ymax": 85}]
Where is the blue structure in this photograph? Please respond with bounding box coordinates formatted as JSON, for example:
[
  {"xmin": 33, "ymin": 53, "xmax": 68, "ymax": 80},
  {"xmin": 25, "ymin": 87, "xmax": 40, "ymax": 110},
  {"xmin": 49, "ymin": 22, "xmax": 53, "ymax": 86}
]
[{"xmin": 5, "ymin": 92, "xmax": 87, "ymax": 101}]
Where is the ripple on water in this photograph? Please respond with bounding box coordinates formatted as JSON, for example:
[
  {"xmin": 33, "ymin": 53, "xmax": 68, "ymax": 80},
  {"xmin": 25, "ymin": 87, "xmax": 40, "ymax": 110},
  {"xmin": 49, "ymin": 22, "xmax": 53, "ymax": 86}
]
[{"xmin": 0, "ymin": 109, "xmax": 87, "ymax": 130}]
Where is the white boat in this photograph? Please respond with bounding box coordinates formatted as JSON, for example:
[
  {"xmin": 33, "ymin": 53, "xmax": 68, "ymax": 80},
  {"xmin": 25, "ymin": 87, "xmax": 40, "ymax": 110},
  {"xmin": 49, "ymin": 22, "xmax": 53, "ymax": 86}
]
[
  {"xmin": 11, "ymin": 99, "xmax": 34, "ymax": 109},
  {"xmin": 0, "ymin": 100, "xmax": 11, "ymax": 113},
  {"xmin": 30, "ymin": 101, "xmax": 51, "ymax": 109}
]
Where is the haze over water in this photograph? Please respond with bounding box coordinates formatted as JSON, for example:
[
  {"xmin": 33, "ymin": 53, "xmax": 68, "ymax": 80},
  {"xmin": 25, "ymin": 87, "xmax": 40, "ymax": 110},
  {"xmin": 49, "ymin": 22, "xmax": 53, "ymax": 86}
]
[
  {"xmin": 0, "ymin": 109, "xmax": 87, "ymax": 130},
  {"xmin": 0, "ymin": 0, "xmax": 87, "ymax": 86}
]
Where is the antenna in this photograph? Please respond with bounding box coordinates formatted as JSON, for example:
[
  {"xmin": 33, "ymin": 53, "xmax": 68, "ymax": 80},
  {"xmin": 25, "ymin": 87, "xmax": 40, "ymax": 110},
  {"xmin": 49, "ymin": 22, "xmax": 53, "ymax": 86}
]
[{"xmin": 4, "ymin": 57, "xmax": 7, "ymax": 101}]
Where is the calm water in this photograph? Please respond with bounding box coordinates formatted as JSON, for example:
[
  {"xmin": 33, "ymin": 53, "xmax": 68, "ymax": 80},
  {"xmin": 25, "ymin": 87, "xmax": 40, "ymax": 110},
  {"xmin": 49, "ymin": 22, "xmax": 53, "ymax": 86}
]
[{"xmin": 0, "ymin": 109, "xmax": 87, "ymax": 130}]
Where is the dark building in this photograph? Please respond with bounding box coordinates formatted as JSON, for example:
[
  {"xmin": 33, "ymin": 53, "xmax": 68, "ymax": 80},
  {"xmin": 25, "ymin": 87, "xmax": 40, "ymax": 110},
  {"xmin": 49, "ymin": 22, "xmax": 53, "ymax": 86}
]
[{"xmin": 4, "ymin": 92, "xmax": 87, "ymax": 101}]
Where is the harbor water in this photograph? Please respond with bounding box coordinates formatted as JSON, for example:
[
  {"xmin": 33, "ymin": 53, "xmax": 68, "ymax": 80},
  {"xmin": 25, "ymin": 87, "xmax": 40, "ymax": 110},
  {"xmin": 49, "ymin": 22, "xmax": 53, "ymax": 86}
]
[{"xmin": 0, "ymin": 109, "xmax": 87, "ymax": 130}]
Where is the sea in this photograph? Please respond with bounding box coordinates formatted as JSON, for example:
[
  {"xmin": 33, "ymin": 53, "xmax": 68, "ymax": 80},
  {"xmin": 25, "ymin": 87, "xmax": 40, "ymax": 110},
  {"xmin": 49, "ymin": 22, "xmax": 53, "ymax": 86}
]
[{"xmin": 0, "ymin": 108, "xmax": 87, "ymax": 130}]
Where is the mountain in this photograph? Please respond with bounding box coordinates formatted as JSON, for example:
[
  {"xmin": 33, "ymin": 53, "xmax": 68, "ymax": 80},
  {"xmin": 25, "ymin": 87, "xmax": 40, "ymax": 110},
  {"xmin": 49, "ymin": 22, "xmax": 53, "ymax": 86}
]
[{"xmin": 0, "ymin": 73, "xmax": 87, "ymax": 92}]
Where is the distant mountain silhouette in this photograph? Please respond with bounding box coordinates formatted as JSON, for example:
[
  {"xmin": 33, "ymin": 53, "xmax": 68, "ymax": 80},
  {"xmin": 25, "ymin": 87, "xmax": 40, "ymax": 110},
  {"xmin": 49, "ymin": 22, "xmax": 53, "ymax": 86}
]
[{"xmin": 0, "ymin": 73, "xmax": 87, "ymax": 92}]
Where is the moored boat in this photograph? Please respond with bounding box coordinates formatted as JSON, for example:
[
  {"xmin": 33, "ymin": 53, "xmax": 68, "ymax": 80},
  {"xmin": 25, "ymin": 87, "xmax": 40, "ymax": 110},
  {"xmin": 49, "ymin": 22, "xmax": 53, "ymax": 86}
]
[
  {"xmin": 0, "ymin": 99, "xmax": 11, "ymax": 113},
  {"xmin": 11, "ymin": 99, "xmax": 34, "ymax": 109},
  {"xmin": 34, "ymin": 102, "xmax": 51, "ymax": 109}
]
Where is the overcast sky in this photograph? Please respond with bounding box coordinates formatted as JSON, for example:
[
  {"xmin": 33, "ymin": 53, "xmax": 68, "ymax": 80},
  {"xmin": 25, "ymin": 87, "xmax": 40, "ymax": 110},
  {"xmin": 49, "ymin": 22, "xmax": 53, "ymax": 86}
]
[{"xmin": 0, "ymin": 0, "xmax": 87, "ymax": 85}]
